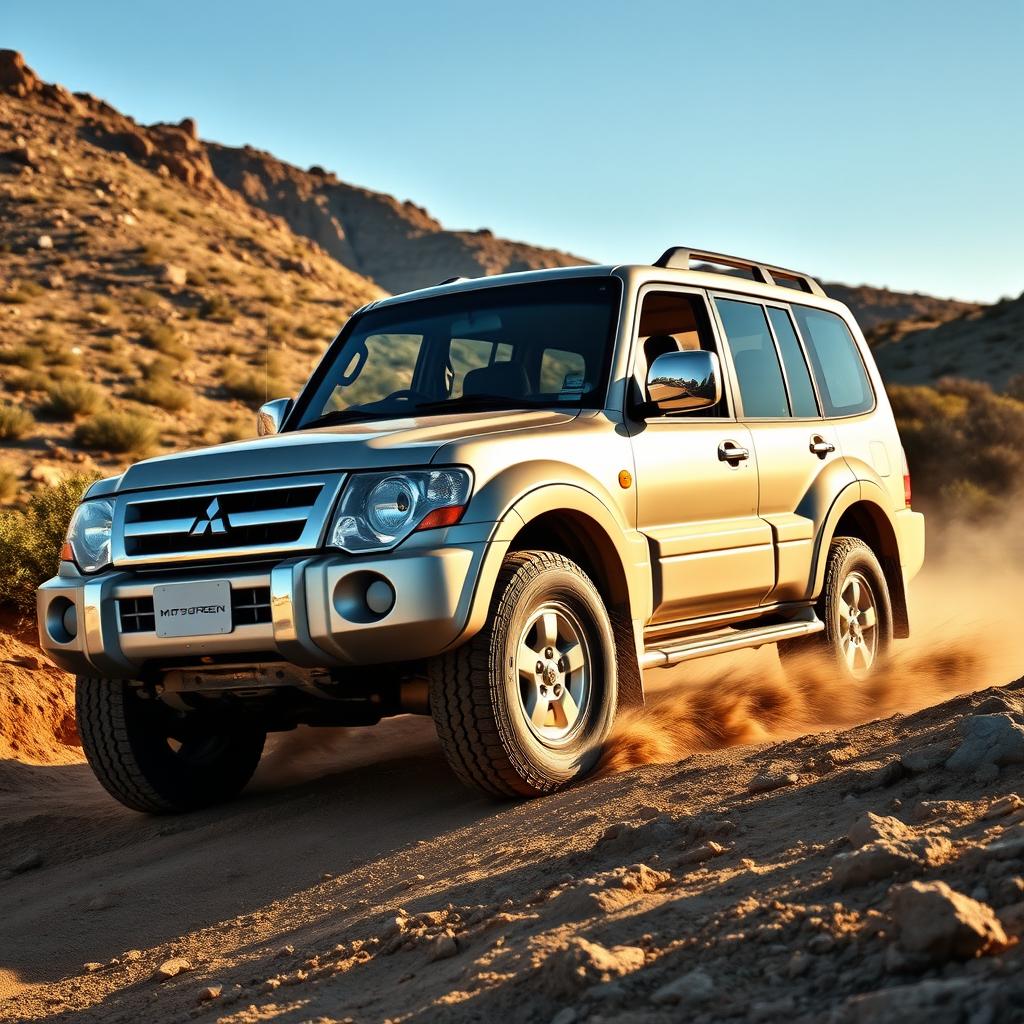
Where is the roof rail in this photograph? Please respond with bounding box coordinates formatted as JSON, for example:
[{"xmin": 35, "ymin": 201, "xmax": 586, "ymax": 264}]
[
  {"xmin": 436, "ymin": 275, "xmax": 470, "ymax": 286},
  {"xmin": 653, "ymin": 246, "xmax": 826, "ymax": 297}
]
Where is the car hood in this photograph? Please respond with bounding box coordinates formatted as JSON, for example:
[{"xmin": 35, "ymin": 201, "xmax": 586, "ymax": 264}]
[{"xmin": 115, "ymin": 409, "xmax": 578, "ymax": 491}]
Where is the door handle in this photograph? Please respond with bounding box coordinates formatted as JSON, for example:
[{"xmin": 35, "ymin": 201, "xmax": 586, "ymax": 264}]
[
  {"xmin": 809, "ymin": 435, "xmax": 836, "ymax": 458},
  {"xmin": 718, "ymin": 440, "xmax": 750, "ymax": 464}
]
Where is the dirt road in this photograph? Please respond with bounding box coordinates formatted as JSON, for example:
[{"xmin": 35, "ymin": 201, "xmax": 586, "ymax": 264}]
[{"xmin": 3, "ymin": 554, "xmax": 1024, "ymax": 1023}]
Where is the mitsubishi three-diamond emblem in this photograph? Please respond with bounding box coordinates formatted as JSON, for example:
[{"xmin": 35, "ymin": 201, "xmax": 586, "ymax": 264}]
[{"xmin": 190, "ymin": 498, "xmax": 228, "ymax": 536}]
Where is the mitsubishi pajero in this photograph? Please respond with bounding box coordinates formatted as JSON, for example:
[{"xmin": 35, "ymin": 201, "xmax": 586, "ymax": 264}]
[{"xmin": 37, "ymin": 246, "xmax": 925, "ymax": 812}]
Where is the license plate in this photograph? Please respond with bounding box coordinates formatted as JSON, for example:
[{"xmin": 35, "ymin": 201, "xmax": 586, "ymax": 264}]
[{"xmin": 153, "ymin": 581, "xmax": 232, "ymax": 638}]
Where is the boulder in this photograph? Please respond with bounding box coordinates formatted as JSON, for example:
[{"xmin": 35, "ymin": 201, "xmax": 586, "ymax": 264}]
[
  {"xmin": 650, "ymin": 967, "xmax": 714, "ymax": 1006},
  {"xmin": 540, "ymin": 937, "xmax": 644, "ymax": 997},
  {"xmin": 945, "ymin": 714, "xmax": 1024, "ymax": 773},
  {"xmin": 0, "ymin": 50, "xmax": 41, "ymax": 97},
  {"xmin": 848, "ymin": 812, "xmax": 913, "ymax": 850},
  {"xmin": 153, "ymin": 957, "xmax": 192, "ymax": 981},
  {"xmin": 890, "ymin": 880, "xmax": 1008, "ymax": 961}
]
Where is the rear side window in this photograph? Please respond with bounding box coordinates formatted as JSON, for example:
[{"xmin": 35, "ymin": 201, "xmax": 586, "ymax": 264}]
[
  {"xmin": 791, "ymin": 306, "xmax": 874, "ymax": 417},
  {"xmin": 767, "ymin": 307, "xmax": 819, "ymax": 417},
  {"xmin": 715, "ymin": 298, "xmax": 789, "ymax": 418}
]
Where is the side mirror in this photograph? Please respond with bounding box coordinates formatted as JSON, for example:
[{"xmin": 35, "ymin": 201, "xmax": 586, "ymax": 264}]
[
  {"xmin": 646, "ymin": 350, "xmax": 722, "ymax": 413},
  {"xmin": 257, "ymin": 397, "xmax": 293, "ymax": 436}
]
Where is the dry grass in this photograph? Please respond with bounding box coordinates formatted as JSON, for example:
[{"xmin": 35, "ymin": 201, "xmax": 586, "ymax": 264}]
[
  {"xmin": 0, "ymin": 403, "xmax": 35, "ymax": 440},
  {"xmin": 39, "ymin": 380, "xmax": 102, "ymax": 420},
  {"xmin": 127, "ymin": 377, "xmax": 191, "ymax": 412},
  {"xmin": 73, "ymin": 411, "xmax": 159, "ymax": 456}
]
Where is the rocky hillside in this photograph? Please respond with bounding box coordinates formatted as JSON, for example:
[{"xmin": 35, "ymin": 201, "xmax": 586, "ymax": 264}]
[
  {"xmin": 824, "ymin": 283, "xmax": 983, "ymax": 335},
  {"xmin": 873, "ymin": 292, "xmax": 1024, "ymax": 391},
  {"xmin": 205, "ymin": 144, "xmax": 586, "ymax": 295},
  {"xmin": 0, "ymin": 51, "xmax": 382, "ymax": 499}
]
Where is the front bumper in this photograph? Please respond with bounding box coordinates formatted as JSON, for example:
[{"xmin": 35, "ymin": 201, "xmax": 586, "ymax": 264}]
[{"xmin": 37, "ymin": 523, "xmax": 508, "ymax": 679}]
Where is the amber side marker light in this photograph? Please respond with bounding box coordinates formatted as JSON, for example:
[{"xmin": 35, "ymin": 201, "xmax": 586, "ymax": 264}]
[
  {"xmin": 618, "ymin": 469, "xmax": 632, "ymax": 489},
  {"xmin": 902, "ymin": 450, "xmax": 912, "ymax": 507},
  {"xmin": 415, "ymin": 505, "xmax": 466, "ymax": 531},
  {"xmin": 61, "ymin": 541, "xmax": 74, "ymax": 561}
]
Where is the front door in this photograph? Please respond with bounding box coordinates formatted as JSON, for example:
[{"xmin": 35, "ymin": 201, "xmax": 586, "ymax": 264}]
[{"xmin": 628, "ymin": 286, "xmax": 775, "ymax": 625}]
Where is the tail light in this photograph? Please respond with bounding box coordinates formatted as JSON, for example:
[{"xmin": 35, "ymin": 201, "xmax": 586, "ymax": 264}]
[{"xmin": 902, "ymin": 450, "xmax": 912, "ymax": 508}]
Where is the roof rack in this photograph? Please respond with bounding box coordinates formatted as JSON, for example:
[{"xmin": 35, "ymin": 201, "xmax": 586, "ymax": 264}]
[
  {"xmin": 436, "ymin": 275, "xmax": 470, "ymax": 286},
  {"xmin": 653, "ymin": 246, "xmax": 825, "ymax": 297}
]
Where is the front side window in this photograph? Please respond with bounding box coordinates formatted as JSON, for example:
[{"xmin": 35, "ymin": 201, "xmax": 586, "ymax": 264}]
[
  {"xmin": 715, "ymin": 298, "xmax": 789, "ymax": 418},
  {"xmin": 791, "ymin": 305, "xmax": 874, "ymax": 417},
  {"xmin": 633, "ymin": 290, "xmax": 727, "ymax": 417},
  {"xmin": 293, "ymin": 278, "xmax": 622, "ymax": 428}
]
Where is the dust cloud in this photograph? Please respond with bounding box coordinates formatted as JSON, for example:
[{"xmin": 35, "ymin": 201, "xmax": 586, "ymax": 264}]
[{"xmin": 599, "ymin": 513, "xmax": 1024, "ymax": 775}]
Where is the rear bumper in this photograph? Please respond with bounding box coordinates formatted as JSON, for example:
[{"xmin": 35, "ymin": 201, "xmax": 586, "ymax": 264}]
[{"xmin": 36, "ymin": 524, "xmax": 509, "ymax": 679}]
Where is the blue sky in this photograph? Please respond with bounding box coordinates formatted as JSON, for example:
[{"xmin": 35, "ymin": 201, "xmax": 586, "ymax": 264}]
[{"xmin": 6, "ymin": 1, "xmax": 1022, "ymax": 302}]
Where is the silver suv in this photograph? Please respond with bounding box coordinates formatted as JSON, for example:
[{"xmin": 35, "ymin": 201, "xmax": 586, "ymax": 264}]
[{"xmin": 38, "ymin": 246, "xmax": 925, "ymax": 812}]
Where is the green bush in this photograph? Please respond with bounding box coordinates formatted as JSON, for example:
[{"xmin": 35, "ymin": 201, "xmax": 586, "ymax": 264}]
[
  {"xmin": 74, "ymin": 411, "xmax": 159, "ymax": 456},
  {"xmin": 0, "ymin": 402, "xmax": 35, "ymax": 440},
  {"xmin": 39, "ymin": 380, "xmax": 102, "ymax": 420},
  {"xmin": 0, "ymin": 474, "xmax": 98, "ymax": 614}
]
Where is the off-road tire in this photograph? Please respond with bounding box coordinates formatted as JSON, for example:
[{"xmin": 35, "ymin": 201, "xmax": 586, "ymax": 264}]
[
  {"xmin": 76, "ymin": 677, "xmax": 266, "ymax": 814},
  {"xmin": 779, "ymin": 536, "xmax": 893, "ymax": 682},
  {"xmin": 428, "ymin": 550, "xmax": 618, "ymax": 798}
]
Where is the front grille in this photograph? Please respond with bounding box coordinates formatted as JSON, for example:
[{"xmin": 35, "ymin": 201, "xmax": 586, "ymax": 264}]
[
  {"xmin": 118, "ymin": 596, "xmax": 156, "ymax": 633},
  {"xmin": 113, "ymin": 474, "xmax": 344, "ymax": 565},
  {"xmin": 118, "ymin": 586, "xmax": 272, "ymax": 634}
]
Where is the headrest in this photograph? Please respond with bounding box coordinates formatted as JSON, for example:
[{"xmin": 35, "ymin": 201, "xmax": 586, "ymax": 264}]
[
  {"xmin": 463, "ymin": 362, "xmax": 531, "ymax": 399},
  {"xmin": 643, "ymin": 334, "xmax": 680, "ymax": 364}
]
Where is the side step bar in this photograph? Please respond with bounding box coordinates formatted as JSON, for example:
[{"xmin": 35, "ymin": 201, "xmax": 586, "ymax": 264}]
[{"xmin": 640, "ymin": 615, "xmax": 824, "ymax": 670}]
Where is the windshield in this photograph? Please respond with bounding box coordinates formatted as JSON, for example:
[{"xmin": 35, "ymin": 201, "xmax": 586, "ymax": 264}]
[{"xmin": 293, "ymin": 277, "xmax": 622, "ymax": 428}]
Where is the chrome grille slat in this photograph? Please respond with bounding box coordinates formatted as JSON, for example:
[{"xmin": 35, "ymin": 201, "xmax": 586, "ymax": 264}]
[{"xmin": 111, "ymin": 474, "xmax": 345, "ymax": 567}]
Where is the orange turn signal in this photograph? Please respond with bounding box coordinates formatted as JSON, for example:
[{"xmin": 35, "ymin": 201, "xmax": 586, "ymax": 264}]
[
  {"xmin": 618, "ymin": 469, "xmax": 632, "ymax": 489},
  {"xmin": 415, "ymin": 505, "xmax": 466, "ymax": 531},
  {"xmin": 61, "ymin": 541, "xmax": 74, "ymax": 561}
]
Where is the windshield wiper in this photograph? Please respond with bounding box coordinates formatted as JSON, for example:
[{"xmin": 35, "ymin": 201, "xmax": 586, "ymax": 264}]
[
  {"xmin": 299, "ymin": 408, "xmax": 406, "ymax": 430},
  {"xmin": 405, "ymin": 394, "xmax": 550, "ymax": 415}
]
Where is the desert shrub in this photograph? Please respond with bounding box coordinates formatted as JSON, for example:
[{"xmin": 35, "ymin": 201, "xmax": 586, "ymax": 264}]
[
  {"xmin": 127, "ymin": 377, "xmax": 191, "ymax": 412},
  {"xmin": 0, "ymin": 403, "xmax": 34, "ymax": 440},
  {"xmin": 0, "ymin": 466, "xmax": 18, "ymax": 503},
  {"xmin": 134, "ymin": 289, "xmax": 163, "ymax": 310},
  {"xmin": 74, "ymin": 411, "xmax": 158, "ymax": 456},
  {"xmin": 141, "ymin": 355, "xmax": 178, "ymax": 381},
  {"xmin": 890, "ymin": 377, "xmax": 1024, "ymax": 520},
  {"xmin": 220, "ymin": 360, "xmax": 279, "ymax": 403},
  {"xmin": 39, "ymin": 380, "xmax": 102, "ymax": 420},
  {"xmin": 139, "ymin": 241, "xmax": 169, "ymax": 265},
  {"xmin": 139, "ymin": 324, "xmax": 190, "ymax": 361},
  {"xmin": 201, "ymin": 294, "xmax": 237, "ymax": 322},
  {"xmin": 91, "ymin": 295, "xmax": 116, "ymax": 315},
  {"xmin": 296, "ymin": 322, "xmax": 324, "ymax": 340},
  {"xmin": 186, "ymin": 267, "xmax": 207, "ymax": 287},
  {"xmin": 0, "ymin": 280, "xmax": 44, "ymax": 304},
  {"xmin": 0, "ymin": 474, "xmax": 98, "ymax": 614},
  {"xmin": 0, "ymin": 344, "xmax": 44, "ymax": 370}
]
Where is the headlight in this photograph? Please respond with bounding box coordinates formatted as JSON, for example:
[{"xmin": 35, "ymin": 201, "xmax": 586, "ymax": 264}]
[
  {"xmin": 329, "ymin": 468, "xmax": 473, "ymax": 552},
  {"xmin": 64, "ymin": 498, "xmax": 114, "ymax": 573}
]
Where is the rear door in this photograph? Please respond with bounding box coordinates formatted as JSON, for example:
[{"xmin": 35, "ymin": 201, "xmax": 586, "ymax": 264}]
[{"xmin": 712, "ymin": 295, "xmax": 849, "ymax": 604}]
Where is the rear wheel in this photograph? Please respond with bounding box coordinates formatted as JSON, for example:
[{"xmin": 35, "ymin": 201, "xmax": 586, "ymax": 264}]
[
  {"xmin": 779, "ymin": 536, "xmax": 893, "ymax": 682},
  {"xmin": 76, "ymin": 677, "xmax": 266, "ymax": 814},
  {"xmin": 428, "ymin": 550, "xmax": 618, "ymax": 797}
]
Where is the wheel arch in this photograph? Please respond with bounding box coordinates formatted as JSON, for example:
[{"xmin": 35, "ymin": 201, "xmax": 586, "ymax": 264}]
[{"xmin": 814, "ymin": 484, "xmax": 909, "ymax": 638}]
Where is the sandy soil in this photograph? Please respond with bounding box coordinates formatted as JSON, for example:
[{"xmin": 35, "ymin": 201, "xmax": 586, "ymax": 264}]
[{"xmin": 3, "ymin": 547, "xmax": 1024, "ymax": 1024}]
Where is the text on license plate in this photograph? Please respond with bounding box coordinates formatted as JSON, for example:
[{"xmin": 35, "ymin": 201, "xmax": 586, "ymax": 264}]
[{"xmin": 152, "ymin": 580, "xmax": 232, "ymax": 638}]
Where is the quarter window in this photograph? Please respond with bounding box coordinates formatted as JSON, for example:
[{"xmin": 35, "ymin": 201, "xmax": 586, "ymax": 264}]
[
  {"xmin": 791, "ymin": 306, "xmax": 874, "ymax": 416},
  {"xmin": 715, "ymin": 299, "xmax": 789, "ymax": 418},
  {"xmin": 767, "ymin": 307, "xmax": 819, "ymax": 417}
]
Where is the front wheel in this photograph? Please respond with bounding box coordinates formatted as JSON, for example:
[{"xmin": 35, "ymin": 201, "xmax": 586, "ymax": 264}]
[
  {"xmin": 76, "ymin": 677, "xmax": 266, "ymax": 813},
  {"xmin": 428, "ymin": 550, "xmax": 618, "ymax": 798},
  {"xmin": 779, "ymin": 536, "xmax": 893, "ymax": 682}
]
